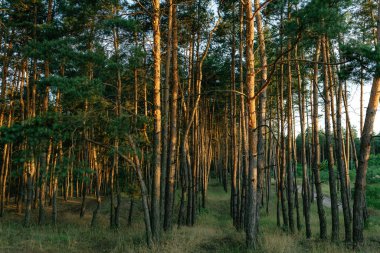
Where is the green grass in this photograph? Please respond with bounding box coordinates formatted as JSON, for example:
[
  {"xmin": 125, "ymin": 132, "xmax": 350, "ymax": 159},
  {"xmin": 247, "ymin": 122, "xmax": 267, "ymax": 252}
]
[
  {"xmin": 296, "ymin": 155, "xmax": 380, "ymax": 210},
  {"xmin": 0, "ymin": 176, "xmax": 379, "ymax": 253},
  {"xmin": 367, "ymin": 184, "xmax": 380, "ymax": 209}
]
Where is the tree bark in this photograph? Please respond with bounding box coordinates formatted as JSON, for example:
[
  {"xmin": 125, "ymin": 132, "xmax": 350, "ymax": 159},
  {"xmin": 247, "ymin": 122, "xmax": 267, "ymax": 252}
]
[
  {"xmin": 151, "ymin": 0, "xmax": 162, "ymax": 241},
  {"xmin": 254, "ymin": 0, "xmax": 268, "ymax": 233},
  {"xmin": 312, "ymin": 39, "xmax": 327, "ymax": 239},
  {"xmin": 296, "ymin": 45, "xmax": 311, "ymax": 238},
  {"xmin": 353, "ymin": 2, "xmax": 380, "ymax": 244},
  {"xmin": 322, "ymin": 36, "xmax": 339, "ymax": 241},
  {"xmin": 164, "ymin": 1, "xmax": 178, "ymax": 230},
  {"xmin": 336, "ymin": 77, "xmax": 352, "ymax": 242},
  {"xmin": 245, "ymin": 0, "xmax": 258, "ymax": 248},
  {"xmin": 286, "ymin": 37, "xmax": 295, "ymax": 234},
  {"xmin": 161, "ymin": 0, "xmax": 173, "ymax": 223}
]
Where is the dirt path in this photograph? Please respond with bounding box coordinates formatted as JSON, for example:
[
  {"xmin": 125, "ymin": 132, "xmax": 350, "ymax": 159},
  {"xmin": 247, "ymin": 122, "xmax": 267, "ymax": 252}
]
[{"xmin": 297, "ymin": 185, "xmax": 342, "ymax": 211}]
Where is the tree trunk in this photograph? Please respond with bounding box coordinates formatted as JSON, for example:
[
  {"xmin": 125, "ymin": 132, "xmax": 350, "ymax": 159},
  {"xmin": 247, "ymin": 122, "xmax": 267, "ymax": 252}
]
[
  {"xmin": 23, "ymin": 160, "xmax": 36, "ymax": 227},
  {"xmin": 336, "ymin": 77, "xmax": 352, "ymax": 242},
  {"xmin": 126, "ymin": 136, "xmax": 153, "ymax": 247},
  {"xmin": 286, "ymin": 38, "xmax": 295, "ymax": 234},
  {"xmin": 230, "ymin": 2, "xmax": 238, "ymax": 227},
  {"xmin": 254, "ymin": 0, "xmax": 268, "ymax": 233},
  {"xmin": 312, "ymin": 39, "xmax": 327, "ymax": 240},
  {"xmin": 245, "ymin": 0, "xmax": 258, "ymax": 248},
  {"xmin": 164, "ymin": 1, "xmax": 178, "ymax": 231},
  {"xmin": 151, "ymin": 0, "xmax": 162, "ymax": 241},
  {"xmin": 322, "ymin": 36, "xmax": 339, "ymax": 241},
  {"xmin": 91, "ymin": 147, "xmax": 101, "ymax": 227},
  {"xmin": 239, "ymin": 0, "xmax": 249, "ymax": 231},
  {"xmin": 161, "ymin": 0, "xmax": 173, "ymax": 223},
  {"xmin": 353, "ymin": 3, "xmax": 380, "ymax": 244},
  {"xmin": 296, "ymin": 45, "xmax": 311, "ymax": 238}
]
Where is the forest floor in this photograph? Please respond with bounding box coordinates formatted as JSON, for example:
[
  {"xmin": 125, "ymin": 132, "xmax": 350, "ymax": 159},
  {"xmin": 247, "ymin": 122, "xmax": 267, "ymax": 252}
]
[{"xmin": 0, "ymin": 179, "xmax": 379, "ymax": 253}]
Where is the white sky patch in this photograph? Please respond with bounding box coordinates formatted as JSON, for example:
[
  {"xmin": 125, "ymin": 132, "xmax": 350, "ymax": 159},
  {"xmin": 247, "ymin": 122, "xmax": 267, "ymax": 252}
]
[{"xmin": 346, "ymin": 81, "xmax": 380, "ymax": 136}]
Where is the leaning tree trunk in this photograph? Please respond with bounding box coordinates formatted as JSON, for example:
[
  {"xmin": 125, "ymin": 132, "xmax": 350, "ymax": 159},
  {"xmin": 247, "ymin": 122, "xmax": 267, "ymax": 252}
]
[
  {"xmin": 125, "ymin": 136, "xmax": 153, "ymax": 247},
  {"xmin": 178, "ymin": 7, "xmax": 221, "ymax": 228},
  {"xmin": 353, "ymin": 2, "xmax": 380, "ymax": 244},
  {"xmin": 353, "ymin": 75, "xmax": 380, "ymax": 246}
]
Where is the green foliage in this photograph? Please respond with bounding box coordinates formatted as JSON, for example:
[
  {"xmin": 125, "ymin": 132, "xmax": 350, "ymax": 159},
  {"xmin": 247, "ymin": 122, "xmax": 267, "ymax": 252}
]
[
  {"xmin": 125, "ymin": 181, "xmax": 140, "ymax": 199},
  {"xmin": 367, "ymin": 155, "xmax": 380, "ymax": 184},
  {"xmin": 0, "ymin": 113, "xmax": 63, "ymax": 146},
  {"xmin": 366, "ymin": 184, "xmax": 380, "ymax": 209},
  {"xmin": 106, "ymin": 16, "xmax": 139, "ymax": 30},
  {"xmin": 296, "ymin": 0, "xmax": 351, "ymax": 38},
  {"xmin": 319, "ymin": 160, "xmax": 330, "ymax": 183},
  {"xmin": 340, "ymin": 42, "xmax": 379, "ymax": 81}
]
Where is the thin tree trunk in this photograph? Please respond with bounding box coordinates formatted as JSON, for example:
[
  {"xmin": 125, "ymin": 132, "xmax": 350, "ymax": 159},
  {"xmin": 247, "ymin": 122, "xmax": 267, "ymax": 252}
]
[
  {"xmin": 91, "ymin": 147, "xmax": 101, "ymax": 227},
  {"xmin": 337, "ymin": 77, "xmax": 352, "ymax": 242},
  {"xmin": 254, "ymin": 0, "xmax": 268, "ymax": 233},
  {"xmin": 312, "ymin": 39, "xmax": 327, "ymax": 240},
  {"xmin": 245, "ymin": 0, "xmax": 258, "ymax": 248},
  {"xmin": 286, "ymin": 37, "xmax": 295, "ymax": 234},
  {"xmin": 23, "ymin": 159, "xmax": 36, "ymax": 227},
  {"xmin": 161, "ymin": 0, "xmax": 173, "ymax": 223},
  {"xmin": 230, "ymin": 2, "xmax": 238, "ymax": 227},
  {"xmin": 151, "ymin": 0, "xmax": 162, "ymax": 241},
  {"xmin": 239, "ymin": 0, "xmax": 249, "ymax": 231},
  {"xmin": 322, "ymin": 36, "xmax": 339, "ymax": 241},
  {"xmin": 164, "ymin": 1, "xmax": 178, "ymax": 230},
  {"xmin": 296, "ymin": 45, "xmax": 311, "ymax": 238},
  {"xmin": 126, "ymin": 136, "xmax": 153, "ymax": 247}
]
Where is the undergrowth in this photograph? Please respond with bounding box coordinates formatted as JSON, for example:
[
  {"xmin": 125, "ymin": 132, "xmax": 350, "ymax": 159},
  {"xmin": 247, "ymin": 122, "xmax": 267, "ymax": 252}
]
[{"xmin": 0, "ymin": 177, "xmax": 379, "ymax": 252}]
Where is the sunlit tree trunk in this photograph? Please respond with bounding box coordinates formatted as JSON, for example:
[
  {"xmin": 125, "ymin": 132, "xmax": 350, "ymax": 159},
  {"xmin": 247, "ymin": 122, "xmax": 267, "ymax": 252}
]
[
  {"xmin": 353, "ymin": 2, "xmax": 380, "ymax": 245},
  {"xmin": 245, "ymin": 0, "xmax": 258, "ymax": 248},
  {"xmin": 239, "ymin": 1, "xmax": 249, "ymax": 231},
  {"xmin": 152, "ymin": 0, "xmax": 162, "ymax": 241},
  {"xmin": 230, "ymin": 2, "xmax": 238, "ymax": 227},
  {"xmin": 254, "ymin": 0, "xmax": 268, "ymax": 231},
  {"xmin": 91, "ymin": 146, "xmax": 101, "ymax": 227}
]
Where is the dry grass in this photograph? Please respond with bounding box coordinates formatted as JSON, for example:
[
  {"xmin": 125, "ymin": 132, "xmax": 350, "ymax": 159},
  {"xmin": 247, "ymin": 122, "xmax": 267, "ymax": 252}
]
[{"xmin": 0, "ymin": 179, "xmax": 379, "ymax": 253}]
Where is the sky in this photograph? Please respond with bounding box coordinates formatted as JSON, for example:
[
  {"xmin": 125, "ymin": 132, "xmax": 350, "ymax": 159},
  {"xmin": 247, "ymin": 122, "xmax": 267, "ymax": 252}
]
[
  {"xmin": 205, "ymin": 1, "xmax": 380, "ymax": 138},
  {"xmin": 346, "ymin": 81, "xmax": 380, "ymax": 137},
  {"xmin": 292, "ymin": 81, "xmax": 380, "ymax": 138}
]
